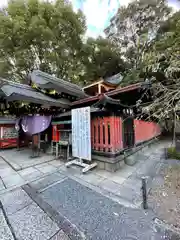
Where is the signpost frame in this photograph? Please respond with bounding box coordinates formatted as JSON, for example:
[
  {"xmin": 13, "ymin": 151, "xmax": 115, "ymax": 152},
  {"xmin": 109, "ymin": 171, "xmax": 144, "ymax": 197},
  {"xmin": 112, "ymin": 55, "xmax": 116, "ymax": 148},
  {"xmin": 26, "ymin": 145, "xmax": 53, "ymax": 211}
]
[{"xmin": 65, "ymin": 107, "xmax": 97, "ymax": 173}]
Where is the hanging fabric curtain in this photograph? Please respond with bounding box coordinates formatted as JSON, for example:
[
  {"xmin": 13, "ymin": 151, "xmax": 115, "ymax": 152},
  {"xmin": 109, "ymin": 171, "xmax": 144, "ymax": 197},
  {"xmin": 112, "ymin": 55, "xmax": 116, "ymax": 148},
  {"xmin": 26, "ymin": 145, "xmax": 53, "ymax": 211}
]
[
  {"xmin": 15, "ymin": 118, "xmax": 20, "ymax": 131},
  {"xmin": 21, "ymin": 115, "xmax": 52, "ymax": 135}
]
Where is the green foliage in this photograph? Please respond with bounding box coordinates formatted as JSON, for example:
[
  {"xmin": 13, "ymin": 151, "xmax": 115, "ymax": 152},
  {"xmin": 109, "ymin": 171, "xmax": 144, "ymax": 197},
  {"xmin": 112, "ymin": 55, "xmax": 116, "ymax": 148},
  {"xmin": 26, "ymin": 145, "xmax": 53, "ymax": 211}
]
[
  {"xmin": 0, "ymin": 0, "xmax": 88, "ymax": 82},
  {"xmin": 121, "ymin": 69, "xmax": 144, "ymax": 86},
  {"xmin": 81, "ymin": 37, "xmax": 125, "ymax": 84},
  {"xmin": 105, "ymin": 0, "xmax": 172, "ymax": 87},
  {"xmin": 0, "ymin": 0, "xmax": 125, "ymax": 85},
  {"xmin": 144, "ymin": 10, "xmax": 180, "ymax": 81},
  {"xmin": 167, "ymin": 147, "xmax": 180, "ymax": 160},
  {"xmin": 0, "ymin": 0, "xmax": 177, "ymax": 88},
  {"xmin": 108, "ymin": 0, "xmax": 171, "ymax": 71}
]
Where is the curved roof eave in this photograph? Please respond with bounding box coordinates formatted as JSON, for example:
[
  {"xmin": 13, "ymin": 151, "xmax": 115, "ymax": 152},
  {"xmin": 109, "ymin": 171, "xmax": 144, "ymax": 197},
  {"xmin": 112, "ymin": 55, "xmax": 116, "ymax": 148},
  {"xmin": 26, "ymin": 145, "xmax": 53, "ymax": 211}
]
[{"xmin": 30, "ymin": 70, "xmax": 87, "ymax": 99}]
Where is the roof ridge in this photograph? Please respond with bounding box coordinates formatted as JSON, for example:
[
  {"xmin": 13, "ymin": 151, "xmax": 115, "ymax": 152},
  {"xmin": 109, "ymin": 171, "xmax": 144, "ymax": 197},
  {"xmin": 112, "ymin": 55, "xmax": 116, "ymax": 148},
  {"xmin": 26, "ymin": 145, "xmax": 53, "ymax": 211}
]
[
  {"xmin": 32, "ymin": 70, "xmax": 83, "ymax": 91},
  {"xmin": 0, "ymin": 77, "xmax": 36, "ymax": 91}
]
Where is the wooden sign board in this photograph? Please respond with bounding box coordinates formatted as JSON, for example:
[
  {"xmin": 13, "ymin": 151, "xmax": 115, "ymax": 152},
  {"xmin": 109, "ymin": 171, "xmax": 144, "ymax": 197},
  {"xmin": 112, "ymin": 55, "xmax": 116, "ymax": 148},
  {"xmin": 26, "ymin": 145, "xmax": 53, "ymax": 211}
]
[{"xmin": 72, "ymin": 107, "xmax": 91, "ymax": 161}]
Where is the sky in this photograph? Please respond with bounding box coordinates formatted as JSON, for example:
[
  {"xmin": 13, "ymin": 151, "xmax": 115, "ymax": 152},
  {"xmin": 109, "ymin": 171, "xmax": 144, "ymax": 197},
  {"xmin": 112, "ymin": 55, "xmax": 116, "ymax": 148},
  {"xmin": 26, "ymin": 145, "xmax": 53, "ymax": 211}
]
[{"xmin": 0, "ymin": 0, "xmax": 180, "ymax": 38}]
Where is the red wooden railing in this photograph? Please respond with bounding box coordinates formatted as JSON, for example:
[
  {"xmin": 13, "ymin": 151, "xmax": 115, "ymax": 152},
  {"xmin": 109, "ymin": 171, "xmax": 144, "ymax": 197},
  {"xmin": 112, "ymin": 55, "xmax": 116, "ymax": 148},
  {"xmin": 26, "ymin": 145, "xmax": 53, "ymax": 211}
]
[
  {"xmin": 52, "ymin": 118, "xmax": 161, "ymax": 153},
  {"xmin": 52, "ymin": 124, "xmax": 64, "ymax": 142},
  {"xmin": 91, "ymin": 116, "xmax": 122, "ymax": 153},
  {"xmin": 91, "ymin": 118, "xmax": 161, "ymax": 153}
]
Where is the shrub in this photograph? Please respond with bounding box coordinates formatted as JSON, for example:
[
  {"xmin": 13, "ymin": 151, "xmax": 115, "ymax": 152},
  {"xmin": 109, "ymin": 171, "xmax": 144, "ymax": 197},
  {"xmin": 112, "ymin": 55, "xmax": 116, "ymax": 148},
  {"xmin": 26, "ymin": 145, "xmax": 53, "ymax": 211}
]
[{"xmin": 167, "ymin": 147, "xmax": 180, "ymax": 160}]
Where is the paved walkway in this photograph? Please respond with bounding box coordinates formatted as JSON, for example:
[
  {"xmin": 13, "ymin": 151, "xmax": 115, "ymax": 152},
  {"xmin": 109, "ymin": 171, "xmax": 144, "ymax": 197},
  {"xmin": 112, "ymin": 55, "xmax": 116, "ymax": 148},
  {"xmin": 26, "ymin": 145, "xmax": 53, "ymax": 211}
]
[
  {"xmin": 0, "ymin": 154, "xmax": 64, "ymax": 194},
  {"xmin": 0, "ymin": 148, "xmax": 55, "ymax": 171},
  {"xmin": 56, "ymin": 140, "xmax": 171, "ymax": 207},
  {"xmin": 0, "ymin": 187, "xmax": 70, "ymax": 240},
  {"xmin": 0, "ymin": 140, "xmax": 178, "ymax": 239},
  {"xmin": 0, "ymin": 140, "xmax": 170, "ymax": 204},
  {"xmin": 0, "ymin": 174, "xmax": 176, "ymax": 240}
]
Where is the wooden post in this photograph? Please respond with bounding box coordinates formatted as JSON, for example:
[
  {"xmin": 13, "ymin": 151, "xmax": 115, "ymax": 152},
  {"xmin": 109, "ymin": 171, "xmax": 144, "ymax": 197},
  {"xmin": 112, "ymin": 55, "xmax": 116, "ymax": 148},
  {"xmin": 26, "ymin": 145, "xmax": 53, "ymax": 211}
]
[
  {"xmin": 104, "ymin": 117, "xmax": 109, "ymax": 152},
  {"xmin": 141, "ymin": 177, "xmax": 148, "ymax": 209},
  {"xmin": 98, "ymin": 84, "xmax": 101, "ymax": 94},
  {"xmin": 99, "ymin": 117, "xmax": 103, "ymax": 151},
  {"xmin": 110, "ymin": 115, "xmax": 115, "ymax": 153}
]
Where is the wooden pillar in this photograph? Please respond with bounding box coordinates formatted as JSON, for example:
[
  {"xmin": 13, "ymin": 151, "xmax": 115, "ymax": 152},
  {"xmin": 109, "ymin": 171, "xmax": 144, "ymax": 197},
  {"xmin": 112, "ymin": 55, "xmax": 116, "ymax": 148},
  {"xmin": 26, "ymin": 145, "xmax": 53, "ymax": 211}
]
[
  {"xmin": 99, "ymin": 117, "xmax": 103, "ymax": 151},
  {"xmin": 31, "ymin": 133, "xmax": 40, "ymax": 158},
  {"xmin": 109, "ymin": 115, "xmax": 115, "ymax": 153},
  {"xmin": 104, "ymin": 117, "xmax": 109, "ymax": 152},
  {"xmin": 91, "ymin": 120, "xmax": 94, "ymax": 150},
  {"xmin": 95, "ymin": 118, "xmax": 99, "ymax": 151},
  {"xmin": 98, "ymin": 84, "xmax": 101, "ymax": 94}
]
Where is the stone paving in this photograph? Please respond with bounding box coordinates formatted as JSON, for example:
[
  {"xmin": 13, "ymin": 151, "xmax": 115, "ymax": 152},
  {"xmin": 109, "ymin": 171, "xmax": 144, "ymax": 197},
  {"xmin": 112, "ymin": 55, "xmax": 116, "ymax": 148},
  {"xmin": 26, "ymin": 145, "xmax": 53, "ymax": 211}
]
[
  {"xmin": 0, "ymin": 140, "xmax": 170, "ymax": 205},
  {"xmin": 0, "ymin": 140, "xmax": 178, "ymax": 239},
  {"xmin": 0, "ymin": 148, "xmax": 56, "ymax": 171},
  {"xmin": 0, "ymin": 178, "xmax": 177, "ymax": 240},
  {"xmin": 56, "ymin": 140, "xmax": 170, "ymax": 207},
  {"xmin": 0, "ymin": 207, "xmax": 14, "ymax": 240},
  {"xmin": 0, "ymin": 154, "xmax": 64, "ymax": 195},
  {"xmin": 33, "ymin": 177, "xmax": 173, "ymax": 240},
  {"xmin": 0, "ymin": 188, "xmax": 70, "ymax": 240}
]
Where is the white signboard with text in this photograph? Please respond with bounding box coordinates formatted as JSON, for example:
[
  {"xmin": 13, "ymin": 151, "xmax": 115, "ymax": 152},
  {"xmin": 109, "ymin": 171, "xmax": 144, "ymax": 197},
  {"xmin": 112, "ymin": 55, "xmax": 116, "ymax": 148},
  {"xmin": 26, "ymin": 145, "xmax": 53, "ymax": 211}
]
[{"xmin": 72, "ymin": 107, "xmax": 91, "ymax": 161}]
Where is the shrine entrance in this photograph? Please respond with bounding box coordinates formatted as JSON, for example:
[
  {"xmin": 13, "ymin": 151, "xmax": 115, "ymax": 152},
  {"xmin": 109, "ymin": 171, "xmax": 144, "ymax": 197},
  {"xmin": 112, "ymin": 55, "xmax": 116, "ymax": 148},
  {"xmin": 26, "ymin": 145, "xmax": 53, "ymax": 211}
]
[{"xmin": 122, "ymin": 117, "xmax": 135, "ymax": 149}]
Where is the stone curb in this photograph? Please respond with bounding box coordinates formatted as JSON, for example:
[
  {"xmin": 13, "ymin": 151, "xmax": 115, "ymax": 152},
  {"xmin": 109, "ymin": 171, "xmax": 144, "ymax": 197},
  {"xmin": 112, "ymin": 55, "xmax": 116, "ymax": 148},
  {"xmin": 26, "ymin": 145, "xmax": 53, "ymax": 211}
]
[
  {"xmin": 22, "ymin": 184, "xmax": 86, "ymax": 240},
  {"xmin": 0, "ymin": 155, "xmax": 21, "ymax": 171}
]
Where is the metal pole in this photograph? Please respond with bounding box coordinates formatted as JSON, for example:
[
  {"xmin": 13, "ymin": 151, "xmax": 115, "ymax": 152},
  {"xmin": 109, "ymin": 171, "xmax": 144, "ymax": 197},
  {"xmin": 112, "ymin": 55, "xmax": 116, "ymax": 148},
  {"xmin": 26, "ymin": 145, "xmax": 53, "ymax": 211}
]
[{"xmin": 141, "ymin": 176, "xmax": 148, "ymax": 209}]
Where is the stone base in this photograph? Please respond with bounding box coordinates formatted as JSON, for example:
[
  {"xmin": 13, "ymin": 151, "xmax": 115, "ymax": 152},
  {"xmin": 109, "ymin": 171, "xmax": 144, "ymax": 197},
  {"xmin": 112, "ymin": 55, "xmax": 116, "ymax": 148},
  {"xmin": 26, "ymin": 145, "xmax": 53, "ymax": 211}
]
[
  {"xmin": 92, "ymin": 137, "xmax": 159, "ymax": 172},
  {"xmin": 92, "ymin": 153, "xmax": 124, "ymax": 172},
  {"xmin": 97, "ymin": 159, "xmax": 125, "ymax": 172}
]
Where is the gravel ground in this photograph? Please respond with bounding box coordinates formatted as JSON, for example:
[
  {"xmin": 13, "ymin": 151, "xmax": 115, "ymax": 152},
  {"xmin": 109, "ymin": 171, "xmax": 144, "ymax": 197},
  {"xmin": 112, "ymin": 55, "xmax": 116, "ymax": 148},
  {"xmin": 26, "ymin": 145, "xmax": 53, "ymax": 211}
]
[
  {"xmin": 40, "ymin": 177, "xmax": 173, "ymax": 240},
  {"xmin": 149, "ymin": 159, "xmax": 180, "ymax": 229}
]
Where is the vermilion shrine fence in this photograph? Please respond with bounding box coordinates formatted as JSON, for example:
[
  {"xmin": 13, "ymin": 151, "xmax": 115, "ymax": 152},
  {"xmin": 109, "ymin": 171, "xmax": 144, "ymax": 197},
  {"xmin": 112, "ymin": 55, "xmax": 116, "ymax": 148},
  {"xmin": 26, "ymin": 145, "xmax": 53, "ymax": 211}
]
[
  {"xmin": 91, "ymin": 116, "xmax": 122, "ymax": 152},
  {"xmin": 51, "ymin": 117, "xmax": 161, "ymax": 154},
  {"xmin": 91, "ymin": 117, "xmax": 161, "ymax": 153}
]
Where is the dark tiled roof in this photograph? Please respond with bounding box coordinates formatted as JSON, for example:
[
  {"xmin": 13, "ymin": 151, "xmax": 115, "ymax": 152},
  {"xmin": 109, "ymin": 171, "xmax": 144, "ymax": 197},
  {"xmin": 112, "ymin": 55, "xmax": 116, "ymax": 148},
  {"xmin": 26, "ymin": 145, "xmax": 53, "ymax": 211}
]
[
  {"xmin": 71, "ymin": 83, "xmax": 142, "ymax": 106},
  {"xmin": 30, "ymin": 70, "xmax": 87, "ymax": 99},
  {"xmin": 0, "ymin": 78, "xmax": 70, "ymax": 108},
  {"xmin": 104, "ymin": 73, "xmax": 123, "ymax": 86},
  {"xmin": 93, "ymin": 95, "xmax": 121, "ymax": 108},
  {"xmin": 54, "ymin": 107, "xmax": 102, "ymax": 118}
]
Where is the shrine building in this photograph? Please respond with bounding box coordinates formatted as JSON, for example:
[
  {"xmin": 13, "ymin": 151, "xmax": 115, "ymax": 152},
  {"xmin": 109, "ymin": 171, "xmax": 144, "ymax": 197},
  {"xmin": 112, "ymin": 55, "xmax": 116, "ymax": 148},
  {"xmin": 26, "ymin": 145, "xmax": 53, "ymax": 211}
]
[{"xmin": 0, "ymin": 71, "xmax": 160, "ymax": 171}]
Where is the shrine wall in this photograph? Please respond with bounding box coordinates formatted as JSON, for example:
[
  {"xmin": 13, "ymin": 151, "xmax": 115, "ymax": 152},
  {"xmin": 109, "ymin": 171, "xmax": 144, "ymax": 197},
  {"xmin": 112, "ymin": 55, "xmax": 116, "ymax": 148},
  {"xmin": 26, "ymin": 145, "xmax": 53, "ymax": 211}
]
[{"xmin": 134, "ymin": 120, "xmax": 161, "ymax": 144}]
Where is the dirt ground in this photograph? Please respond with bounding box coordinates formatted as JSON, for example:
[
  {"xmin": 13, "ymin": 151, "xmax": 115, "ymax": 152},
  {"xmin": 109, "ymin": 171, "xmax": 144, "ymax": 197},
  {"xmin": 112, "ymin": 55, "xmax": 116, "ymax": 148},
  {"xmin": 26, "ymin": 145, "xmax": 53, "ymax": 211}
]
[{"xmin": 149, "ymin": 162, "xmax": 180, "ymax": 229}]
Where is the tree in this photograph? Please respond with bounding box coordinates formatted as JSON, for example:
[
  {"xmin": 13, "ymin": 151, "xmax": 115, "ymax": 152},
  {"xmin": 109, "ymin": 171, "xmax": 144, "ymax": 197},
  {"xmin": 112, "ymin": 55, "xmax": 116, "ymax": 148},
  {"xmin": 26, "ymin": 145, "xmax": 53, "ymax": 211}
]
[
  {"xmin": 0, "ymin": 0, "xmax": 125, "ymax": 85},
  {"xmin": 106, "ymin": 0, "xmax": 171, "ymax": 85},
  {"xmin": 0, "ymin": 0, "xmax": 86, "ymax": 83},
  {"xmin": 145, "ymin": 10, "xmax": 180, "ymax": 79},
  {"xmin": 80, "ymin": 37, "xmax": 125, "ymax": 84},
  {"xmin": 141, "ymin": 10, "xmax": 180, "ymax": 124}
]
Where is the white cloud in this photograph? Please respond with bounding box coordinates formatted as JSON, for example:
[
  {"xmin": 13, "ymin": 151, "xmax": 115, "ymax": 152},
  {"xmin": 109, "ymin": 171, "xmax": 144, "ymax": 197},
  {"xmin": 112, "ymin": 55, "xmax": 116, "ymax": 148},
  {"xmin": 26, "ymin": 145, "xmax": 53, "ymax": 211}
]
[
  {"xmin": 0, "ymin": 0, "xmax": 7, "ymax": 7},
  {"xmin": 83, "ymin": 0, "xmax": 108, "ymax": 29},
  {"xmin": 82, "ymin": 0, "xmax": 121, "ymax": 38},
  {"xmin": 168, "ymin": 1, "xmax": 180, "ymax": 11},
  {"xmin": 119, "ymin": 0, "xmax": 132, "ymax": 6}
]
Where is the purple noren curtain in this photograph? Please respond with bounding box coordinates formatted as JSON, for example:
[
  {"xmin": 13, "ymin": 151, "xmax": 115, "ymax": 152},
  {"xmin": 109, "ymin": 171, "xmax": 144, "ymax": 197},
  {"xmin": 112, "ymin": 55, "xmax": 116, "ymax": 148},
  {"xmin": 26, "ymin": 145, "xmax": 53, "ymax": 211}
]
[
  {"xmin": 15, "ymin": 118, "xmax": 20, "ymax": 131},
  {"xmin": 21, "ymin": 116, "xmax": 52, "ymax": 135}
]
